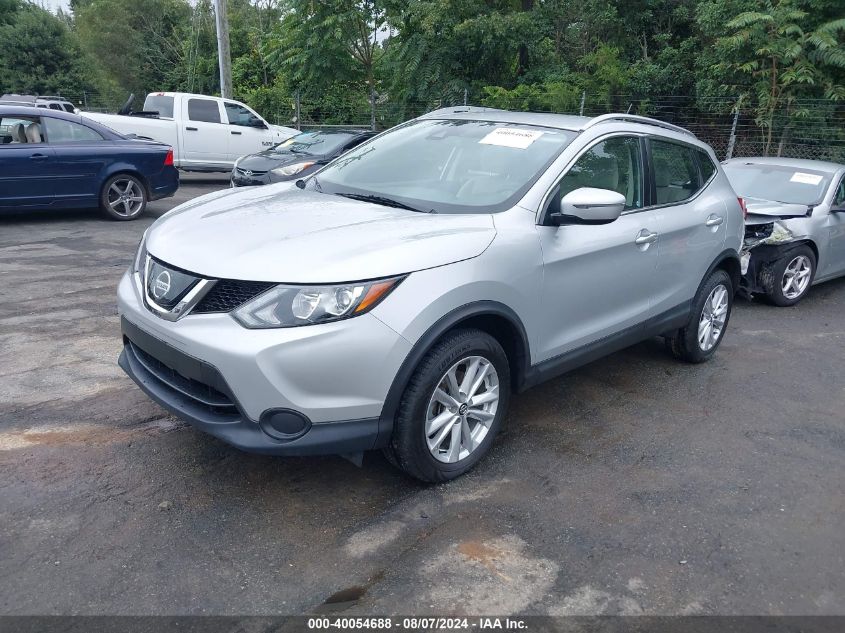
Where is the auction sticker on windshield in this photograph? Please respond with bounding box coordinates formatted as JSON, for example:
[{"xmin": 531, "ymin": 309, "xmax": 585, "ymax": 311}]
[
  {"xmin": 790, "ymin": 172, "xmax": 824, "ymax": 185},
  {"xmin": 479, "ymin": 127, "xmax": 544, "ymax": 149}
]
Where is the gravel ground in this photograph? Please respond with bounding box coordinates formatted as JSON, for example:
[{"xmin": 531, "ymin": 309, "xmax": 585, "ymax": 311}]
[{"xmin": 0, "ymin": 174, "xmax": 843, "ymax": 616}]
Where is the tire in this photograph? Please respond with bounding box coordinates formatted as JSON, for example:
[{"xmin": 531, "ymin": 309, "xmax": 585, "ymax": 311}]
[
  {"xmin": 385, "ymin": 328, "xmax": 511, "ymax": 483},
  {"xmin": 100, "ymin": 173, "xmax": 147, "ymax": 220},
  {"xmin": 761, "ymin": 245, "xmax": 816, "ymax": 307},
  {"xmin": 666, "ymin": 269, "xmax": 733, "ymax": 364}
]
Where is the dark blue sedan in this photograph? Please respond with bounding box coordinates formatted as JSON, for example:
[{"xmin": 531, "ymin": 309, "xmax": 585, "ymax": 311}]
[{"xmin": 0, "ymin": 106, "xmax": 178, "ymax": 220}]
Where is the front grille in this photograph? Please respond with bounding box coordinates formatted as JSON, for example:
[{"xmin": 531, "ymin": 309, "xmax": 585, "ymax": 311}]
[
  {"xmin": 236, "ymin": 167, "xmax": 268, "ymax": 177},
  {"xmin": 193, "ymin": 280, "xmax": 275, "ymax": 314},
  {"xmin": 127, "ymin": 341, "xmax": 238, "ymax": 419}
]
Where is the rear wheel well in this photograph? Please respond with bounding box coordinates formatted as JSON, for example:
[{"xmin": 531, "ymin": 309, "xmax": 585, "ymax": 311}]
[
  {"xmin": 104, "ymin": 170, "xmax": 150, "ymax": 198},
  {"xmin": 714, "ymin": 254, "xmax": 741, "ymax": 292},
  {"xmin": 441, "ymin": 314, "xmax": 527, "ymax": 392}
]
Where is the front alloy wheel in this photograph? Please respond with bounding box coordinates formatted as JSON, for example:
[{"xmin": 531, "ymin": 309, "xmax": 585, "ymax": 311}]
[
  {"xmin": 386, "ymin": 328, "xmax": 510, "ymax": 482},
  {"xmin": 763, "ymin": 245, "xmax": 816, "ymax": 306},
  {"xmin": 781, "ymin": 255, "xmax": 812, "ymax": 300},
  {"xmin": 425, "ymin": 356, "xmax": 500, "ymax": 463}
]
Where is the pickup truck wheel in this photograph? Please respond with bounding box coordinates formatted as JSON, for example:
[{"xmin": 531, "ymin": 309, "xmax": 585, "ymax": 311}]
[
  {"xmin": 666, "ymin": 269, "xmax": 733, "ymax": 364},
  {"xmin": 762, "ymin": 245, "xmax": 816, "ymax": 306},
  {"xmin": 385, "ymin": 328, "xmax": 510, "ymax": 483},
  {"xmin": 100, "ymin": 174, "xmax": 147, "ymax": 220}
]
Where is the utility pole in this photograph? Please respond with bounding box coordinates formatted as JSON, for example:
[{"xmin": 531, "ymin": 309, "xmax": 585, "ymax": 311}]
[{"xmin": 214, "ymin": 0, "xmax": 233, "ymax": 99}]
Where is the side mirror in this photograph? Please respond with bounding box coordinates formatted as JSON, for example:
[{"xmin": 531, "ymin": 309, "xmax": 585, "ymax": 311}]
[
  {"xmin": 248, "ymin": 116, "xmax": 267, "ymax": 128},
  {"xmin": 549, "ymin": 187, "xmax": 626, "ymax": 226}
]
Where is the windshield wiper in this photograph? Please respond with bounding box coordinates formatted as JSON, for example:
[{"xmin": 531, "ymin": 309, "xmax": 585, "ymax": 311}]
[{"xmin": 335, "ymin": 192, "xmax": 435, "ymax": 213}]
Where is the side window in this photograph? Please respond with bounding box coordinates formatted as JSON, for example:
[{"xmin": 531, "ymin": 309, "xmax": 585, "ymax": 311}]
[
  {"xmin": 44, "ymin": 118, "xmax": 104, "ymax": 142},
  {"xmin": 224, "ymin": 102, "xmax": 255, "ymax": 127},
  {"xmin": 558, "ymin": 136, "xmax": 643, "ymax": 210},
  {"xmin": 0, "ymin": 116, "xmax": 42, "ymax": 144},
  {"xmin": 697, "ymin": 149, "xmax": 717, "ymax": 183},
  {"xmin": 834, "ymin": 178, "xmax": 845, "ymax": 207},
  {"xmin": 188, "ymin": 98, "xmax": 221, "ymax": 124},
  {"xmin": 651, "ymin": 139, "xmax": 702, "ymax": 205}
]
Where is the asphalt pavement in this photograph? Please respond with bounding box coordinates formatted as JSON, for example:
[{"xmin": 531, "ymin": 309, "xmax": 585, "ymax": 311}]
[{"xmin": 0, "ymin": 174, "xmax": 843, "ymax": 616}]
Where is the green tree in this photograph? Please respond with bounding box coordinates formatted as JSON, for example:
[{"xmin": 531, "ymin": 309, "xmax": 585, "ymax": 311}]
[{"xmin": 716, "ymin": 0, "xmax": 845, "ymax": 153}]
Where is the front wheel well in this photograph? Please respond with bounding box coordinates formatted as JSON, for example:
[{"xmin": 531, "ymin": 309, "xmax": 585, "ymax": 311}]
[{"xmin": 441, "ymin": 314, "xmax": 528, "ymax": 393}]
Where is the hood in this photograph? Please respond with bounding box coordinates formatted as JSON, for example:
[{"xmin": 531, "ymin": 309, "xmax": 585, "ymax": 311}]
[
  {"xmin": 146, "ymin": 185, "xmax": 496, "ymax": 283},
  {"xmin": 236, "ymin": 151, "xmax": 311, "ymax": 172},
  {"xmin": 744, "ymin": 197, "xmax": 812, "ymax": 226}
]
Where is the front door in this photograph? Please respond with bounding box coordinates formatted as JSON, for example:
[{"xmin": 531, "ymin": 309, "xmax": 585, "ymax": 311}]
[
  {"xmin": 223, "ymin": 101, "xmax": 275, "ymax": 161},
  {"xmin": 535, "ymin": 135, "xmax": 660, "ymax": 361},
  {"xmin": 0, "ymin": 115, "xmax": 56, "ymax": 208},
  {"xmin": 42, "ymin": 116, "xmax": 108, "ymax": 207}
]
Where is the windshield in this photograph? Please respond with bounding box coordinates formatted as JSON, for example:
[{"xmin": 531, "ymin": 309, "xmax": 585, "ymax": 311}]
[
  {"xmin": 274, "ymin": 131, "xmax": 358, "ymax": 157},
  {"xmin": 724, "ymin": 163, "xmax": 832, "ymax": 206},
  {"xmin": 315, "ymin": 119, "xmax": 576, "ymax": 214}
]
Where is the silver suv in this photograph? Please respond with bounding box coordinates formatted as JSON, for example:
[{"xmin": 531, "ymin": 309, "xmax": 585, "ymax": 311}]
[{"xmin": 117, "ymin": 108, "xmax": 744, "ymax": 482}]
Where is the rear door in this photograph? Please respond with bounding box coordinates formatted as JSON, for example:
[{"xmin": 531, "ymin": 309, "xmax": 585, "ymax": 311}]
[
  {"xmin": 223, "ymin": 101, "xmax": 275, "ymax": 161},
  {"xmin": 647, "ymin": 138, "xmax": 727, "ymax": 314},
  {"xmin": 42, "ymin": 116, "xmax": 110, "ymax": 207},
  {"xmin": 181, "ymin": 97, "xmax": 228, "ymax": 167},
  {"xmin": 535, "ymin": 134, "xmax": 661, "ymax": 360},
  {"xmin": 0, "ymin": 115, "xmax": 57, "ymax": 208}
]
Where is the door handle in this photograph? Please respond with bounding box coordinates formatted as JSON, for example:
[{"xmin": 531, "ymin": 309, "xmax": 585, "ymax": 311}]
[
  {"xmin": 185, "ymin": 126, "xmax": 198, "ymax": 131},
  {"xmin": 230, "ymin": 130, "xmax": 242, "ymax": 135},
  {"xmin": 29, "ymin": 153, "xmax": 49, "ymax": 161},
  {"xmin": 705, "ymin": 214, "xmax": 724, "ymax": 227},
  {"xmin": 635, "ymin": 230, "xmax": 659, "ymax": 245}
]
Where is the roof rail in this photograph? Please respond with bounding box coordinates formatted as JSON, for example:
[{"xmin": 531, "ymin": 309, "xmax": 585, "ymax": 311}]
[{"xmin": 582, "ymin": 114, "xmax": 695, "ymax": 138}]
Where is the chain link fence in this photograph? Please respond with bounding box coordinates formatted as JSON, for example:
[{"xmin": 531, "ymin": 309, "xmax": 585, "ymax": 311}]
[{"xmin": 42, "ymin": 87, "xmax": 845, "ymax": 163}]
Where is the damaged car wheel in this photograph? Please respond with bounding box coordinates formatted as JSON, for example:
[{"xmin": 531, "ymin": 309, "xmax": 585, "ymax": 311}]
[
  {"xmin": 667, "ymin": 269, "xmax": 733, "ymax": 364},
  {"xmin": 763, "ymin": 245, "xmax": 816, "ymax": 307}
]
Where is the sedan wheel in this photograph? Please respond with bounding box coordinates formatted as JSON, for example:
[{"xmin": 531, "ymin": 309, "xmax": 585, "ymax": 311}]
[
  {"xmin": 781, "ymin": 255, "xmax": 812, "ymax": 300},
  {"xmin": 100, "ymin": 174, "xmax": 147, "ymax": 220},
  {"xmin": 425, "ymin": 356, "xmax": 500, "ymax": 464}
]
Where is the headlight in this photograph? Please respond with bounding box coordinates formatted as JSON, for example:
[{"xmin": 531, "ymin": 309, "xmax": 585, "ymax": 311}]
[
  {"xmin": 232, "ymin": 276, "xmax": 405, "ymax": 328},
  {"xmin": 133, "ymin": 232, "xmax": 148, "ymax": 274},
  {"xmin": 271, "ymin": 161, "xmax": 315, "ymax": 177}
]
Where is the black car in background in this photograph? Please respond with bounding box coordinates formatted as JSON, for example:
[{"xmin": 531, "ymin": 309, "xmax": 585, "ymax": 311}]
[
  {"xmin": 0, "ymin": 105, "xmax": 178, "ymax": 220},
  {"xmin": 230, "ymin": 129, "xmax": 375, "ymax": 187}
]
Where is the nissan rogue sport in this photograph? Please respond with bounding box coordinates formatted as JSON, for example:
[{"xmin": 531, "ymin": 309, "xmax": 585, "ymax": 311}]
[{"xmin": 118, "ymin": 108, "xmax": 744, "ymax": 482}]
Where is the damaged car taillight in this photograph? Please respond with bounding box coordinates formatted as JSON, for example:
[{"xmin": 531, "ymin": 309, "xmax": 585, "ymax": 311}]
[{"xmin": 737, "ymin": 197, "xmax": 748, "ymax": 219}]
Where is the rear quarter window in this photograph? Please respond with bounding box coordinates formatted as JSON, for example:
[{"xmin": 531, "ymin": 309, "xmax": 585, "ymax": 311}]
[
  {"xmin": 188, "ymin": 99, "xmax": 221, "ymax": 124},
  {"xmin": 697, "ymin": 149, "xmax": 717, "ymax": 183}
]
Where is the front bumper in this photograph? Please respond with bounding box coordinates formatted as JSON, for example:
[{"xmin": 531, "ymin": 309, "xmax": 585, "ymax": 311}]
[{"xmin": 116, "ymin": 270, "xmax": 411, "ymax": 455}]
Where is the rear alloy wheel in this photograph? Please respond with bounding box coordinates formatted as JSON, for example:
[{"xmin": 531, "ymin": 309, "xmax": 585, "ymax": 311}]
[
  {"xmin": 667, "ymin": 268, "xmax": 733, "ymax": 363},
  {"xmin": 386, "ymin": 328, "xmax": 510, "ymax": 482},
  {"xmin": 763, "ymin": 245, "xmax": 816, "ymax": 306},
  {"xmin": 100, "ymin": 174, "xmax": 147, "ymax": 220}
]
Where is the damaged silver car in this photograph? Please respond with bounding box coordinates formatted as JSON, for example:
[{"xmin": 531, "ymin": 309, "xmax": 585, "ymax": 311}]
[{"xmin": 724, "ymin": 157, "xmax": 845, "ymax": 305}]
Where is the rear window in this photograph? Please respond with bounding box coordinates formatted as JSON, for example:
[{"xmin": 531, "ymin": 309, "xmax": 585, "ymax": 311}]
[
  {"xmin": 143, "ymin": 94, "xmax": 175, "ymax": 118},
  {"xmin": 724, "ymin": 163, "xmax": 832, "ymax": 206},
  {"xmin": 187, "ymin": 98, "xmax": 221, "ymax": 123}
]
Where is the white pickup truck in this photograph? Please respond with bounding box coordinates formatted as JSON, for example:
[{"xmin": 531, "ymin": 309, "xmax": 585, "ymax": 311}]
[{"xmin": 83, "ymin": 92, "xmax": 299, "ymax": 172}]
